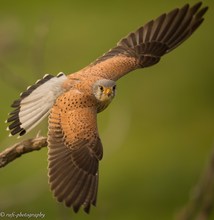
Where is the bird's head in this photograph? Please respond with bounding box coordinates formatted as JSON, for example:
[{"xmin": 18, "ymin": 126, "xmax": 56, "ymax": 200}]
[{"xmin": 93, "ymin": 79, "xmax": 116, "ymax": 103}]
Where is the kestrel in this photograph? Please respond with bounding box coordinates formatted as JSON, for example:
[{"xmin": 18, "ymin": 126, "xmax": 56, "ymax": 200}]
[{"xmin": 6, "ymin": 2, "xmax": 208, "ymax": 213}]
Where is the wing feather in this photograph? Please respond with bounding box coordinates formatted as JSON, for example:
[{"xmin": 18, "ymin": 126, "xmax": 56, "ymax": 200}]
[
  {"xmin": 48, "ymin": 92, "xmax": 103, "ymax": 213},
  {"xmin": 78, "ymin": 2, "xmax": 208, "ymax": 81}
]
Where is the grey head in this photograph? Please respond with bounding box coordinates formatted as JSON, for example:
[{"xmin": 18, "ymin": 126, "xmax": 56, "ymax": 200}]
[{"xmin": 93, "ymin": 79, "xmax": 116, "ymax": 102}]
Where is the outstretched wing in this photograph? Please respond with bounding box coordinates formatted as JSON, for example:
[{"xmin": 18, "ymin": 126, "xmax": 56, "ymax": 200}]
[
  {"xmin": 78, "ymin": 2, "xmax": 208, "ymax": 81},
  {"xmin": 48, "ymin": 91, "xmax": 103, "ymax": 213},
  {"xmin": 6, "ymin": 72, "xmax": 67, "ymax": 136}
]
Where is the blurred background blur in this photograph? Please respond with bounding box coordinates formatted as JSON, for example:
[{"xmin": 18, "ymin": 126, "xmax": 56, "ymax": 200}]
[{"xmin": 0, "ymin": 0, "xmax": 213, "ymax": 219}]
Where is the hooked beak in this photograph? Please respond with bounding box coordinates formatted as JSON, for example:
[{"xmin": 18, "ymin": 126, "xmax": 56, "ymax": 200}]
[{"xmin": 103, "ymin": 87, "xmax": 112, "ymax": 96}]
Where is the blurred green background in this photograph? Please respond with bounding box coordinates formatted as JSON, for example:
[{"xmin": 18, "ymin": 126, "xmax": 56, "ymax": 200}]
[{"xmin": 0, "ymin": 0, "xmax": 213, "ymax": 219}]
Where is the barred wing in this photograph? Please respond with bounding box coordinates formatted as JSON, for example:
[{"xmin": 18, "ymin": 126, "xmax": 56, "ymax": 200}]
[
  {"xmin": 48, "ymin": 92, "xmax": 103, "ymax": 213},
  {"xmin": 79, "ymin": 2, "xmax": 208, "ymax": 81}
]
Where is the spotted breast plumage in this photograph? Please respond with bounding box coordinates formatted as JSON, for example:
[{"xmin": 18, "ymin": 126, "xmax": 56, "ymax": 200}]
[{"xmin": 6, "ymin": 2, "xmax": 208, "ymax": 213}]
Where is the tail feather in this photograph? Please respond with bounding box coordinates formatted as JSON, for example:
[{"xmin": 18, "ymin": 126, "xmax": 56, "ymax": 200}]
[
  {"xmin": 6, "ymin": 72, "xmax": 67, "ymax": 136},
  {"xmin": 19, "ymin": 106, "xmax": 50, "ymax": 131}
]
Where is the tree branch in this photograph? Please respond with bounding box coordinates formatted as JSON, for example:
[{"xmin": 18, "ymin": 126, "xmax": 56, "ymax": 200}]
[{"xmin": 0, "ymin": 136, "xmax": 47, "ymax": 168}]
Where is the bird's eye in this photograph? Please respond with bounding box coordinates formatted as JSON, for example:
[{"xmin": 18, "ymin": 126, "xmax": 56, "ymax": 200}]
[
  {"xmin": 99, "ymin": 86, "xmax": 104, "ymax": 92},
  {"xmin": 113, "ymin": 85, "xmax": 116, "ymax": 91}
]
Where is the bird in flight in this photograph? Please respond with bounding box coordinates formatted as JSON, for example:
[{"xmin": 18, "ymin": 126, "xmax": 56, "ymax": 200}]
[{"xmin": 6, "ymin": 2, "xmax": 208, "ymax": 214}]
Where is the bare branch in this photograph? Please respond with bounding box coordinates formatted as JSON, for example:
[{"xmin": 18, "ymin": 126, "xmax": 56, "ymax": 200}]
[
  {"xmin": 175, "ymin": 147, "xmax": 214, "ymax": 220},
  {"xmin": 0, "ymin": 136, "xmax": 47, "ymax": 168}
]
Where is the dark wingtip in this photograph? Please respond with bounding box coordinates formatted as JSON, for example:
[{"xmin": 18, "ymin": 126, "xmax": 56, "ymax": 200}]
[
  {"xmin": 193, "ymin": 1, "xmax": 202, "ymax": 9},
  {"xmin": 196, "ymin": 6, "xmax": 209, "ymax": 19},
  {"xmin": 72, "ymin": 204, "xmax": 91, "ymax": 214},
  {"xmin": 73, "ymin": 205, "xmax": 80, "ymax": 213},
  {"xmin": 83, "ymin": 204, "xmax": 91, "ymax": 214}
]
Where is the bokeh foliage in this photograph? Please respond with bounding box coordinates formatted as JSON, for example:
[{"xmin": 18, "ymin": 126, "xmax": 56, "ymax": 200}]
[{"xmin": 0, "ymin": 0, "xmax": 213, "ymax": 219}]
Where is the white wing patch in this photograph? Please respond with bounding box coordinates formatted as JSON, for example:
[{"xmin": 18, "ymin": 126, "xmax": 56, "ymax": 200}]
[{"xmin": 6, "ymin": 72, "xmax": 67, "ymax": 136}]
